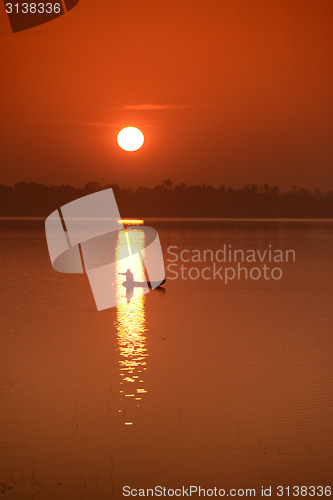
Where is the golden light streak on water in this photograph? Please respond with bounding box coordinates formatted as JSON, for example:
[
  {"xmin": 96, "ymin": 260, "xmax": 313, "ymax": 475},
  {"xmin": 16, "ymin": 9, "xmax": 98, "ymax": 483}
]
[{"xmin": 114, "ymin": 229, "xmax": 148, "ymax": 425}]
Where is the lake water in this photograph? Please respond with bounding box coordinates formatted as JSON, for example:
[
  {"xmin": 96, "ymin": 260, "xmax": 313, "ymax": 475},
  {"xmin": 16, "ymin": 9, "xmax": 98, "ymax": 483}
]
[{"xmin": 0, "ymin": 220, "xmax": 332, "ymax": 499}]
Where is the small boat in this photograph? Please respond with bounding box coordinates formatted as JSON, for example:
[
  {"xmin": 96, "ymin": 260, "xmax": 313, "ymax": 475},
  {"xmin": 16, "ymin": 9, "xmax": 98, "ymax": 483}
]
[{"xmin": 122, "ymin": 279, "xmax": 166, "ymax": 289}]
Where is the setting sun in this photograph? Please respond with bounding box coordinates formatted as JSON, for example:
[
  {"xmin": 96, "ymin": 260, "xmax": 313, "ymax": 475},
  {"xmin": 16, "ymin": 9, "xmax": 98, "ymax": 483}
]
[{"xmin": 117, "ymin": 127, "xmax": 144, "ymax": 152}]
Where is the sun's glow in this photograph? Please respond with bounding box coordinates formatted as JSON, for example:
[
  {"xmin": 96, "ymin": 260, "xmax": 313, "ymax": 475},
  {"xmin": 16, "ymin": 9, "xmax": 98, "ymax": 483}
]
[
  {"xmin": 117, "ymin": 127, "xmax": 144, "ymax": 152},
  {"xmin": 119, "ymin": 219, "xmax": 144, "ymax": 226}
]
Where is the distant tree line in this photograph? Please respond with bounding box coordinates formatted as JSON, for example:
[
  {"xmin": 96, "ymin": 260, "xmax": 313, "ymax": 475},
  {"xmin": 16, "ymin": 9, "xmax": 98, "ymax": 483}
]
[{"xmin": 1, "ymin": 180, "xmax": 333, "ymax": 217}]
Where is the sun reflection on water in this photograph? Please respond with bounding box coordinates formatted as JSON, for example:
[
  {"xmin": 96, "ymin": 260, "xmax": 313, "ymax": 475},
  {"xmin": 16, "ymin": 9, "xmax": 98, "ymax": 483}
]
[{"xmin": 114, "ymin": 229, "xmax": 148, "ymax": 425}]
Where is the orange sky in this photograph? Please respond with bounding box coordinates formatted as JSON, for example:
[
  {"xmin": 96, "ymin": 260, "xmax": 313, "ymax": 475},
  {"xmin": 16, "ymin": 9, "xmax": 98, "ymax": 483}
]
[{"xmin": 1, "ymin": 0, "xmax": 332, "ymax": 189}]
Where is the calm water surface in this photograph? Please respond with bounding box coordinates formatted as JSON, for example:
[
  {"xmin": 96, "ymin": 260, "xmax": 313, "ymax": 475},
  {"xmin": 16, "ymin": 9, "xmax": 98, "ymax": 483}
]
[{"xmin": 0, "ymin": 221, "xmax": 332, "ymax": 499}]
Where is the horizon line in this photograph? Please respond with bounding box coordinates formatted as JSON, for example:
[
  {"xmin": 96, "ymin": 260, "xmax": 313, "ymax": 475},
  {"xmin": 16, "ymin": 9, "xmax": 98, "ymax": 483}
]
[
  {"xmin": 1, "ymin": 181, "xmax": 333, "ymax": 193},
  {"xmin": 1, "ymin": 217, "xmax": 333, "ymax": 222}
]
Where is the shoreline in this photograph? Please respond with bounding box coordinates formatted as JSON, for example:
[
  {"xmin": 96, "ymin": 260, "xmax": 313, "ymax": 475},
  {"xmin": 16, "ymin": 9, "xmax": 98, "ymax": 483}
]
[{"xmin": 1, "ymin": 216, "xmax": 333, "ymax": 222}]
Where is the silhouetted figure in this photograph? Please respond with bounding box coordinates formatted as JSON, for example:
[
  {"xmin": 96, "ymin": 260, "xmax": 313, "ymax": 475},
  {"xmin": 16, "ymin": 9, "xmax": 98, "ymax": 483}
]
[
  {"xmin": 119, "ymin": 269, "xmax": 134, "ymax": 302},
  {"xmin": 119, "ymin": 269, "xmax": 134, "ymax": 283}
]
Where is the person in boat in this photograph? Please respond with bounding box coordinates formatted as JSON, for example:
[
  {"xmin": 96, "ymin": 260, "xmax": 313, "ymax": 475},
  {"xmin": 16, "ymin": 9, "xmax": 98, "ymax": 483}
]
[
  {"xmin": 118, "ymin": 268, "xmax": 134, "ymax": 284},
  {"xmin": 118, "ymin": 269, "xmax": 134, "ymax": 303}
]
